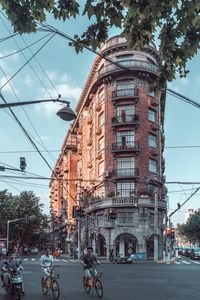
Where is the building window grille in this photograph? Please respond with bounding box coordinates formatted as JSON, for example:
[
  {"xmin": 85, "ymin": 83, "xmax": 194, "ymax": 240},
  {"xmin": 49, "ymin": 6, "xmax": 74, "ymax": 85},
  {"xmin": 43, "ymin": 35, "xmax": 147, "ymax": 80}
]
[
  {"xmin": 98, "ymin": 137, "xmax": 104, "ymax": 152},
  {"xmin": 148, "ymin": 134, "xmax": 157, "ymax": 148},
  {"xmin": 116, "ymin": 79, "xmax": 135, "ymax": 90},
  {"xmin": 97, "ymin": 215, "xmax": 104, "ymax": 227},
  {"xmin": 98, "ymin": 112, "xmax": 104, "ymax": 127},
  {"xmin": 118, "ymin": 212, "xmax": 134, "ymax": 224},
  {"xmin": 148, "ymin": 108, "xmax": 157, "ymax": 122},
  {"xmin": 117, "ymin": 182, "xmax": 135, "ymax": 197},
  {"xmin": 149, "ymin": 158, "xmax": 158, "ymax": 173},
  {"xmin": 116, "ymin": 54, "xmax": 134, "ymax": 67},
  {"xmin": 98, "ymin": 161, "xmax": 104, "ymax": 176},
  {"xmin": 117, "ymin": 131, "xmax": 135, "ymax": 146},
  {"xmin": 98, "ymin": 88, "xmax": 105, "ymax": 102},
  {"xmin": 117, "ymin": 157, "xmax": 135, "ymax": 176},
  {"xmin": 116, "ymin": 105, "xmax": 135, "ymax": 122}
]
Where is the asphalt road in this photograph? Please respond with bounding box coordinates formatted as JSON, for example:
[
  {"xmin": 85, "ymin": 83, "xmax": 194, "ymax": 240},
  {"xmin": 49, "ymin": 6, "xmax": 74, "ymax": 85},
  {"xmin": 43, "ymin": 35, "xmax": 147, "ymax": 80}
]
[{"xmin": 1, "ymin": 259, "xmax": 200, "ymax": 300}]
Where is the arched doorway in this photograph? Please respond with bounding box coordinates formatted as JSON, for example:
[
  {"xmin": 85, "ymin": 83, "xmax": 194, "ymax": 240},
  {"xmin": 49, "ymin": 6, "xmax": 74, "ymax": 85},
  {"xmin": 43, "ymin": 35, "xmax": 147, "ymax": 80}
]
[
  {"xmin": 115, "ymin": 233, "xmax": 137, "ymax": 257},
  {"xmin": 96, "ymin": 234, "xmax": 106, "ymax": 257}
]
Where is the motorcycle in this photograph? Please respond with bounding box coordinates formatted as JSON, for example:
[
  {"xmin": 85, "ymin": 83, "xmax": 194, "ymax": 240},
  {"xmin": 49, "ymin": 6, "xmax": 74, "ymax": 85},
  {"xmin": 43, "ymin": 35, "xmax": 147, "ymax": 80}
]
[
  {"xmin": 4, "ymin": 265, "xmax": 24, "ymax": 300},
  {"xmin": 114, "ymin": 255, "xmax": 133, "ymax": 264}
]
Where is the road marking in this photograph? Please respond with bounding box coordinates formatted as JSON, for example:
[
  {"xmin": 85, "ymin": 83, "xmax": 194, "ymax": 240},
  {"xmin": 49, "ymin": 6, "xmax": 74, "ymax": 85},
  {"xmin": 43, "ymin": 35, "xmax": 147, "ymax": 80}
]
[
  {"xmin": 192, "ymin": 261, "xmax": 200, "ymax": 264},
  {"xmin": 174, "ymin": 261, "xmax": 181, "ymax": 264},
  {"xmin": 69, "ymin": 259, "xmax": 76, "ymax": 262},
  {"xmin": 181, "ymin": 260, "xmax": 191, "ymax": 264},
  {"xmin": 62, "ymin": 259, "xmax": 68, "ymax": 262},
  {"xmin": 23, "ymin": 258, "xmax": 28, "ymax": 261},
  {"xmin": 31, "ymin": 258, "xmax": 36, "ymax": 261}
]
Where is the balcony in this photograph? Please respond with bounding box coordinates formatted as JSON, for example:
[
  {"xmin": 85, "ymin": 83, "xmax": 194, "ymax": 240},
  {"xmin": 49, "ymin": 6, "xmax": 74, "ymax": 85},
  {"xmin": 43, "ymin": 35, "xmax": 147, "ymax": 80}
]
[
  {"xmin": 112, "ymin": 88, "xmax": 139, "ymax": 100},
  {"xmin": 112, "ymin": 196, "xmax": 138, "ymax": 206},
  {"xmin": 112, "ymin": 114, "xmax": 139, "ymax": 127},
  {"xmin": 98, "ymin": 60, "xmax": 159, "ymax": 78},
  {"xmin": 112, "ymin": 142, "xmax": 140, "ymax": 153},
  {"xmin": 112, "ymin": 168, "xmax": 139, "ymax": 179}
]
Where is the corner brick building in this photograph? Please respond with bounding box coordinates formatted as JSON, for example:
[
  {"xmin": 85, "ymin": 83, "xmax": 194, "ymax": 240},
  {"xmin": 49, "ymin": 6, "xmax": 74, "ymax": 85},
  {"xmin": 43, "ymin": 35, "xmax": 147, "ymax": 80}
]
[{"xmin": 50, "ymin": 36, "xmax": 167, "ymax": 259}]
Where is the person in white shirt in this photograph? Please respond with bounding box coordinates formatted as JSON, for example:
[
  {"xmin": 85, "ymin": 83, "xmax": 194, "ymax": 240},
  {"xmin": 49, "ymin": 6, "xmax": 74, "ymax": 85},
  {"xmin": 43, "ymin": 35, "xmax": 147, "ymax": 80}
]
[{"xmin": 40, "ymin": 248, "xmax": 54, "ymax": 278}]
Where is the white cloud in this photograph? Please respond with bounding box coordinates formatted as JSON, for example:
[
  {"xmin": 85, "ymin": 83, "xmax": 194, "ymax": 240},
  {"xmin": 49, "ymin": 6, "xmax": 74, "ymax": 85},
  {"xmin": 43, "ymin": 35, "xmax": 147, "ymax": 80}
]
[{"xmin": 35, "ymin": 72, "xmax": 81, "ymax": 117}]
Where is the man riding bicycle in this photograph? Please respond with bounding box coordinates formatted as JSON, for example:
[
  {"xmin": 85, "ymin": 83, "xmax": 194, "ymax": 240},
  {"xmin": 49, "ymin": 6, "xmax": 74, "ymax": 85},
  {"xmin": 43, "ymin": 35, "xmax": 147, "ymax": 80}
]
[
  {"xmin": 40, "ymin": 248, "xmax": 54, "ymax": 280},
  {"xmin": 81, "ymin": 246, "xmax": 100, "ymax": 287}
]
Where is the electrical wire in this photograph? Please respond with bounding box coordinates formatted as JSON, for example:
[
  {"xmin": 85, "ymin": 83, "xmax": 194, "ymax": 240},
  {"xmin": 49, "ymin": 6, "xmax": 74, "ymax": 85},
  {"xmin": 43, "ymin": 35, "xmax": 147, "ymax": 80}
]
[
  {"xmin": 0, "ymin": 32, "xmax": 19, "ymax": 42},
  {"xmin": 0, "ymin": 179, "xmax": 21, "ymax": 192}
]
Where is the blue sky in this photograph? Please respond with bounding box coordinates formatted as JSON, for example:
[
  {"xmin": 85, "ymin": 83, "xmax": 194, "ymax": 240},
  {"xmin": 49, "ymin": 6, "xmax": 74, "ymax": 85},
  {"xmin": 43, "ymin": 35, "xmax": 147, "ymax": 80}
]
[{"xmin": 0, "ymin": 11, "xmax": 199, "ymax": 225}]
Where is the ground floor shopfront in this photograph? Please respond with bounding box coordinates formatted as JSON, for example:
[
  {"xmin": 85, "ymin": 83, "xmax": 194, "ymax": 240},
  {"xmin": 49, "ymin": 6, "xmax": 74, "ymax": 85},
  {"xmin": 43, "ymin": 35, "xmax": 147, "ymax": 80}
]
[{"xmin": 86, "ymin": 227, "xmax": 163, "ymax": 260}]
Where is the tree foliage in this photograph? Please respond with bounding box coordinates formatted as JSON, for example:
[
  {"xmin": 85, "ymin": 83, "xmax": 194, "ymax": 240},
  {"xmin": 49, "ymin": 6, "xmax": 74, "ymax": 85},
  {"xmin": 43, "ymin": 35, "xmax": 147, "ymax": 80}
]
[
  {"xmin": 0, "ymin": 190, "xmax": 49, "ymax": 248},
  {"xmin": 0, "ymin": 0, "xmax": 199, "ymax": 89},
  {"xmin": 178, "ymin": 210, "xmax": 200, "ymax": 243}
]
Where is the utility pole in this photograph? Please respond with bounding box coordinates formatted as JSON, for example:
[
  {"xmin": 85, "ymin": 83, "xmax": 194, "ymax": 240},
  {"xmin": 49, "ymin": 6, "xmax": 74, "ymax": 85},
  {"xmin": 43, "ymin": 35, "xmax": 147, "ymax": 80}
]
[{"xmin": 154, "ymin": 188, "xmax": 159, "ymax": 261}]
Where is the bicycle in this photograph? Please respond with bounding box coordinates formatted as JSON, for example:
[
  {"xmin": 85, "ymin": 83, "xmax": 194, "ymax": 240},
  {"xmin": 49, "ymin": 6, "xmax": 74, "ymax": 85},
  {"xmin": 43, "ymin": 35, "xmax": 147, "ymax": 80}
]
[
  {"xmin": 41, "ymin": 266, "xmax": 60, "ymax": 300},
  {"xmin": 83, "ymin": 267, "xmax": 103, "ymax": 298}
]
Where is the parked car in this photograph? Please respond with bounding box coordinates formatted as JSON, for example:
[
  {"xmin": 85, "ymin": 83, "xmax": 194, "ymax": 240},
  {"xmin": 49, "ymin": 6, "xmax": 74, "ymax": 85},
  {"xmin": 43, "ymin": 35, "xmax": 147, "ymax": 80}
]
[{"xmin": 190, "ymin": 248, "xmax": 200, "ymax": 260}]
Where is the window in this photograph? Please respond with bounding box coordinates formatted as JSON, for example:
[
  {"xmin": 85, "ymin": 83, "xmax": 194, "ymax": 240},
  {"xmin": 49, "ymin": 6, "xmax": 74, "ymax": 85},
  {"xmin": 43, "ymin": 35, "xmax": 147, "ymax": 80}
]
[
  {"xmin": 98, "ymin": 137, "xmax": 104, "ymax": 152},
  {"xmin": 148, "ymin": 134, "xmax": 157, "ymax": 148},
  {"xmin": 117, "ymin": 131, "xmax": 135, "ymax": 146},
  {"xmin": 148, "ymin": 109, "xmax": 156, "ymax": 122},
  {"xmin": 98, "ymin": 88, "xmax": 105, "ymax": 102},
  {"xmin": 97, "ymin": 215, "xmax": 104, "ymax": 227},
  {"xmin": 98, "ymin": 112, "xmax": 104, "ymax": 127},
  {"xmin": 148, "ymin": 90, "xmax": 156, "ymax": 97},
  {"xmin": 117, "ymin": 157, "xmax": 135, "ymax": 176},
  {"xmin": 118, "ymin": 212, "xmax": 134, "ymax": 224},
  {"xmin": 97, "ymin": 186, "xmax": 105, "ymax": 198},
  {"xmin": 98, "ymin": 161, "xmax": 104, "ymax": 176},
  {"xmin": 89, "ymin": 148, "xmax": 93, "ymax": 161},
  {"xmin": 116, "ymin": 105, "xmax": 135, "ymax": 122},
  {"xmin": 147, "ymin": 184, "xmax": 156, "ymax": 196},
  {"xmin": 116, "ymin": 54, "xmax": 134, "ymax": 67},
  {"xmin": 89, "ymin": 126, "xmax": 93, "ymax": 137},
  {"xmin": 150, "ymin": 213, "xmax": 154, "ymax": 226},
  {"xmin": 149, "ymin": 159, "xmax": 157, "ymax": 173},
  {"xmin": 117, "ymin": 182, "xmax": 135, "ymax": 197},
  {"xmin": 116, "ymin": 79, "xmax": 135, "ymax": 90}
]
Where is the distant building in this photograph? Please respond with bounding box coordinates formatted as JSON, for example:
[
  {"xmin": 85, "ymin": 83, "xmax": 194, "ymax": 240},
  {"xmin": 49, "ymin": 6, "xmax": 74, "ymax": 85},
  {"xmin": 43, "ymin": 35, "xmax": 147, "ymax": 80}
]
[
  {"xmin": 184, "ymin": 208, "xmax": 195, "ymax": 223},
  {"xmin": 50, "ymin": 36, "xmax": 167, "ymax": 259}
]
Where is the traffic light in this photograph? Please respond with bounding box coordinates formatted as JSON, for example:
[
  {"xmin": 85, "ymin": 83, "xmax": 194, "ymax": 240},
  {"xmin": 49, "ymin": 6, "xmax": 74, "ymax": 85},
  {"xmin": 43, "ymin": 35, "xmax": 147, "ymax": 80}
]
[
  {"xmin": 72, "ymin": 206, "xmax": 85, "ymax": 219},
  {"xmin": 108, "ymin": 208, "xmax": 117, "ymax": 220},
  {"xmin": 165, "ymin": 227, "xmax": 175, "ymax": 239},
  {"xmin": 20, "ymin": 157, "xmax": 26, "ymax": 171}
]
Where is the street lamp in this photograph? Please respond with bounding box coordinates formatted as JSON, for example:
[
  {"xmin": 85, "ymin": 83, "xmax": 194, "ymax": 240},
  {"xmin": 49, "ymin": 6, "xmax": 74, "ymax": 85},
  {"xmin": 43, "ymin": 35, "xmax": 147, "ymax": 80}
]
[
  {"xmin": 7, "ymin": 217, "xmax": 28, "ymax": 251},
  {"xmin": 0, "ymin": 97, "xmax": 76, "ymax": 121}
]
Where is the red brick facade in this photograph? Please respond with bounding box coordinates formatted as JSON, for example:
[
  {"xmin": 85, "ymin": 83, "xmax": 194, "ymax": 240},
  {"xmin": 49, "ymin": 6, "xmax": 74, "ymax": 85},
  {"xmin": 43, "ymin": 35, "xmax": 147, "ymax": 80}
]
[{"xmin": 50, "ymin": 36, "xmax": 167, "ymax": 259}]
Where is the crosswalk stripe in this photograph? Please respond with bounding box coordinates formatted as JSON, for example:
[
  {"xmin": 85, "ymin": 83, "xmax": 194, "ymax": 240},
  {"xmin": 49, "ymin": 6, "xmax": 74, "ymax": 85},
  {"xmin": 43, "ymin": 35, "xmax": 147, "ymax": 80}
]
[
  {"xmin": 192, "ymin": 261, "xmax": 200, "ymax": 264},
  {"xmin": 181, "ymin": 260, "xmax": 191, "ymax": 264},
  {"xmin": 69, "ymin": 259, "xmax": 76, "ymax": 262},
  {"xmin": 174, "ymin": 261, "xmax": 181, "ymax": 264},
  {"xmin": 62, "ymin": 259, "xmax": 68, "ymax": 262}
]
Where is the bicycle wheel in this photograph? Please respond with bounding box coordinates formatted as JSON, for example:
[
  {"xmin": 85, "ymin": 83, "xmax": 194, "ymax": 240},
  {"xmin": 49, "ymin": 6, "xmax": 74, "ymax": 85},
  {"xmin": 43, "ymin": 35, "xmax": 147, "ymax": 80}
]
[
  {"xmin": 83, "ymin": 276, "xmax": 90, "ymax": 293},
  {"xmin": 95, "ymin": 279, "xmax": 103, "ymax": 298},
  {"xmin": 41, "ymin": 278, "xmax": 48, "ymax": 295},
  {"xmin": 52, "ymin": 280, "xmax": 60, "ymax": 300}
]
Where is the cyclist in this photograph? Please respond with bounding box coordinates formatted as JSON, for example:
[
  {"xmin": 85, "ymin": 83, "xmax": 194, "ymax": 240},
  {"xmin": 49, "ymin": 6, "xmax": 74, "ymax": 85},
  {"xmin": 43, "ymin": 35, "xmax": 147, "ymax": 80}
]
[
  {"xmin": 40, "ymin": 248, "xmax": 54, "ymax": 281},
  {"xmin": 81, "ymin": 246, "xmax": 100, "ymax": 287}
]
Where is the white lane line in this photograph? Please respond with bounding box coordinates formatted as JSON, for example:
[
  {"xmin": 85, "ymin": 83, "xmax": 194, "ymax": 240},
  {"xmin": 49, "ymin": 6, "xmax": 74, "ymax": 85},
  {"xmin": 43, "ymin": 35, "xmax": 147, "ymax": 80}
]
[
  {"xmin": 181, "ymin": 260, "xmax": 191, "ymax": 264},
  {"xmin": 174, "ymin": 261, "xmax": 181, "ymax": 264},
  {"xmin": 192, "ymin": 261, "xmax": 200, "ymax": 264}
]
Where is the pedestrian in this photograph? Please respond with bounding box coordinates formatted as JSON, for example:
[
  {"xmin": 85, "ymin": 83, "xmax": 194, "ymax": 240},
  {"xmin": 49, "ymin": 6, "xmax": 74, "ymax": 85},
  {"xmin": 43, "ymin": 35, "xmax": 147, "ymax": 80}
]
[{"xmin": 109, "ymin": 249, "xmax": 114, "ymax": 262}]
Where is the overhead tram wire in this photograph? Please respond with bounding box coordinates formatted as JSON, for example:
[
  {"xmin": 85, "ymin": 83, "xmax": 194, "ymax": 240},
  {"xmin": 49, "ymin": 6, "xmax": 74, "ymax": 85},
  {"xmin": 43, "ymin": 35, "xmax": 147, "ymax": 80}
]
[
  {"xmin": 0, "ymin": 179, "xmax": 21, "ymax": 193},
  {"xmin": 38, "ymin": 23, "xmax": 200, "ymax": 110},
  {"xmin": 0, "ymin": 32, "xmax": 19, "ymax": 42},
  {"xmin": 0, "ymin": 15, "xmax": 57, "ymax": 163},
  {"xmin": 0, "ymin": 33, "xmax": 53, "ymax": 60}
]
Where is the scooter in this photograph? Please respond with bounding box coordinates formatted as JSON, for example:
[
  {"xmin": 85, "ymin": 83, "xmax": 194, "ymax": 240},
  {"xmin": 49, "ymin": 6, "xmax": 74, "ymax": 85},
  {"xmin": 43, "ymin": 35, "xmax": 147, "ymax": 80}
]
[
  {"xmin": 4, "ymin": 265, "xmax": 24, "ymax": 300},
  {"xmin": 114, "ymin": 255, "xmax": 133, "ymax": 264}
]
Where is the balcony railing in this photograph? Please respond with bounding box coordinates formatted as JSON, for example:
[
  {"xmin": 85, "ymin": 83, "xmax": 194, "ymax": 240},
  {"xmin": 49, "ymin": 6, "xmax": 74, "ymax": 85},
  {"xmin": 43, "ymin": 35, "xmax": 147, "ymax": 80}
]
[
  {"xmin": 112, "ymin": 196, "xmax": 138, "ymax": 206},
  {"xmin": 113, "ymin": 168, "xmax": 139, "ymax": 178},
  {"xmin": 112, "ymin": 142, "xmax": 140, "ymax": 152},
  {"xmin": 98, "ymin": 60, "xmax": 158, "ymax": 76},
  {"xmin": 112, "ymin": 88, "xmax": 139, "ymax": 99},
  {"xmin": 112, "ymin": 114, "xmax": 139, "ymax": 125}
]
